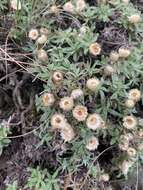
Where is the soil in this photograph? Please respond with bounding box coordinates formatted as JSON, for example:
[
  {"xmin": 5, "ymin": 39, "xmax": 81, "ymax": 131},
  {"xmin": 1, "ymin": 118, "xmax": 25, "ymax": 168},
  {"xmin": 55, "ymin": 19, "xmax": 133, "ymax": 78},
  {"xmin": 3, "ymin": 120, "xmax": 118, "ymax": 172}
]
[{"xmin": 0, "ymin": 0, "xmax": 143, "ymax": 190}]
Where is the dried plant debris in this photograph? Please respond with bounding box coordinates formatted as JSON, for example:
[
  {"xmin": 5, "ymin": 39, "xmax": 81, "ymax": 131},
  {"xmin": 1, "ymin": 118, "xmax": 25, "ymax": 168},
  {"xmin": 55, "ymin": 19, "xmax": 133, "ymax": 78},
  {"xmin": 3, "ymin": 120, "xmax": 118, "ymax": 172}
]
[{"xmin": 0, "ymin": 0, "xmax": 143, "ymax": 190}]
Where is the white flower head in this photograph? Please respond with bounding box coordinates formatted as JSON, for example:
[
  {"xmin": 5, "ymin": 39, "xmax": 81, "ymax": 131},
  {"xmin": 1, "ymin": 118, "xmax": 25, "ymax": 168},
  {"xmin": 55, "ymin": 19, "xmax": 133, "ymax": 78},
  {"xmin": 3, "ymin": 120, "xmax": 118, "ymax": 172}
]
[
  {"xmin": 104, "ymin": 65, "xmax": 115, "ymax": 76},
  {"xmin": 99, "ymin": 173, "xmax": 110, "ymax": 182},
  {"xmin": 50, "ymin": 5, "xmax": 59, "ymax": 14},
  {"xmin": 89, "ymin": 43, "xmax": 101, "ymax": 56},
  {"xmin": 127, "ymin": 147, "xmax": 136, "ymax": 157},
  {"xmin": 138, "ymin": 143, "xmax": 143, "ymax": 151},
  {"xmin": 42, "ymin": 93, "xmax": 55, "ymax": 106},
  {"xmin": 28, "ymin": 29, "xmax": 39, "ymax": 40},
  {"xmin": 122, "ymin": 0, "xmax": 129, "ymax": 4},
  {"xmin": 10, "ymin": 0, "xmax": 21, "ymax": 10},
  {"xmin": 128, "ymin": 14, "xmax": 141, "ymax": 24},
  {"xmin": 125, "ymin": 99, "xmax": 135, "ymax": 108},
  {"xmin": 86, "ymin": 136, "xmax": 99, "ymax": 151},
  {"xmin": 125, "ymin": 133, "xmax": 134, "ymax": 141},
  {"xmin": 76, "ymin": 0, "xmax": 86, "ymax": 12},
  {"xmin": 80, "ymin": 26, "xmax": 88, "ymax": 34},
  {"xmin": 59, "ymin": 97, "xmax": 74, "ymax": 111},
  {"xmin": 110, "ymin": 51, "xmax": 119, "ymax": 62},
  {"xmin": 37, "ymin": 35, "xmax": 48, "ymax": 44},
  {"xmin": 119, "ymin": 139, "xmax": 129, "ymax": 151},
  {"xmin": 128, "ymin": 89, "xmax": 141, "ymax": 102},
  {"xmin": 118, "ymin": 48, "xmax": 131, "ymax": 58},
  {"xmin": 120, "ymin": 160, "xmax": 134, "ymax": 175},
  {"xmin": 138, "ymin": 129, "xmax": 143, "ymax": 138},
  {"xmin": 123, "ymin": 116, "xmax": 137, "ymax": 130},
  {"xmin": 60, "ymin": 123, "xmax": 75, "ymax": 142},
  {"xmin": 86, "ymin": 78, "xmax": 100, "ymax": 91},
  {"xmin": 37, "ymin": 49, "xmax": 48, "ymax": 61},
  {"xmin": 52, "ymin": 71, "xmax": 63, "ymax": 85},
  {"xmin": 63, "ymin": 1, "xmax": 74, "ymax": 13},
  {"xmin": 51, "ymin": 114, "xmax": 67, "ymax": 129},
  {"xmin": 86, "ymin": 113, "xmax": 102, "ymax": 130},
  {"xmin": 40, "ymin": 28, "xmax": 49, "ymax": 35},
  {"xmin": 71, "ymin": 88, "xmax": 83, "ymax": 99},
  {"xmin": 72, "ymin": 105, "xmax": 88, "ymax": 121}
]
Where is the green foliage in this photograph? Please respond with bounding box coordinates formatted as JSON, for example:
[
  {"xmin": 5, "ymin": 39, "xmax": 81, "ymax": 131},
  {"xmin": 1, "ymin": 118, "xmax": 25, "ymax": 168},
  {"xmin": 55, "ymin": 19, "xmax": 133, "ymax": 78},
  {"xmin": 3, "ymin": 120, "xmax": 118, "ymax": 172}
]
[
  {"xmin": 26, "ymin": 167, "xmax": 60, "ymax": 190},
  {"xmin": 0, "ymin": 122, "xmax": 11, "ymax": 155},
  {"xmin": 1, "ymin": 0, "xmax": 143, "ymax": 188},
  {"xmin": 29, "ymin": 0, "xmax": 143, "ymax": 179},
  {"xmin": 6, "ymin": 181, "xmax": 19, "ymax": 190},
  {"xmin": 80, "ymin": 3, "xmax": 113, "ymax": 23},
  {"xmin": 0, "ymin": 0, "xmax": 8, "ymax": 12},
  {"xmin": 114, "ymin": 1, "xmax": 142, "ymax": 29}
]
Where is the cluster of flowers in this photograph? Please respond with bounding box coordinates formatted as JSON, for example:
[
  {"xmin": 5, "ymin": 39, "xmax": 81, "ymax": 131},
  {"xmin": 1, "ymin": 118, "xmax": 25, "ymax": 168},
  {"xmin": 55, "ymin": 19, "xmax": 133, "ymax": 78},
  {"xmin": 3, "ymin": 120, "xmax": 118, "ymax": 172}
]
[
  {"xmin": 10, "ymin": 0, "xmax": 141, "ymax": 27},
  {"xmin": 28, "ymin": 28, "xmax": 49, "ymax": 62},
  {"xmin": 62, "ymin": 0, "xmax": 140, "ymax": 25},
  {"xmin": 28, "ymin": 15, "xmax": 140, "ymax": 68},
  {"xmin": 90, "ymin": 44, "xmax": 131, "ymax": 76},
  {"xmin": 110, "ymin": 47, "xmax": 131, "ymax": 62},
  {"xmin": 26, "ymin": 0, "xmax": 142, "ymax": 178},
  {"xmin": 42, "ymin": 70, "xmax": 143, "ymax": 176},
  {"xmin": 28, "ymin": 27, "xmax": 102, "ymax": 63},
  {"xmin": 100, "ymin": 0, "xmax": 141, "ymax": 24},
  {"xmin": 42, "ymin": 71, "xmax": 106, "ymax": 151},
  {"xmin": 119, "ymin": 89, "xmax": 142, "ymax": 175}
]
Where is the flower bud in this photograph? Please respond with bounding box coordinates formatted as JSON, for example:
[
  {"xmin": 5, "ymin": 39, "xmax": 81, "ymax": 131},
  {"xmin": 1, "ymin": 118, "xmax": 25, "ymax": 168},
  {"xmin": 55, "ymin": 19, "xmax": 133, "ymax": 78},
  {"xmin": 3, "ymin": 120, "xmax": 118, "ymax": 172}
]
[
  {"xmin": 128, "ymin": 14, "xmax": 141, "ymax": 24},
  {"xmin": 86, "ymin": 78, "xmax": 100, "ymax": 91},
  {"xmin": 120, "ymin": 160, "xmax": 134, "ymax": 175},
  {"xmin": 127, "ymin": 147, "xmax": 136, "ymax": 157},
  {"xmin": 86, "ymin": 136, "xmax": 99, "ymax": 151},
  {"xmin": 125, "ymin": 99, "xmax": 135, "ymax": 108},
  {"xmin": 71, "ymin": 88, "xmax": 83, "ymax": 99},
  {"xmin": 138, "ymin": 143, "xmax": 143, "ymax": 151},
  {"xmin": 118, "ymin": 48, "xmax": 131, "ymax": 58},
  {"xmin": 128, "ymin": 89, "xmax": 141, "ymax": 103},
  {"xmin": 50, "ymin": 5, "xmax": 59, "ymax": 14},
  {"xmin": 110, "ymin": 51, "xmax": 119, "ymax": 62},
  {"xmin": 100, "ymin": 173, "xmax": 110, "ymax": 182},
  {"xmin": 126, "ymin": 133, "xmax": 134, "ymax": 141},
  {"xmin": 52, "ymin": 71, "xmax": 63, "ymax": 85},
  {"xmin": 119, "ymin": 140, "xmax": 129, "ymax": 151},
  {"xmin": 104, "ymin": 65, "xmax": 115, "ymax": 76},
  {"xmin": 37, "ymin": 35, "xmax": 48, "ymax": 44},
  {"xmin": 60, "ymin": 123, "xmax": 75, "ymax": 142},
  {"xmin": 37, "ymin": 49, "xmax": 48, "ymax": 61},
  {"xmin": 63, "ymin": 2, "xmax": 74, "ymax": 13},
  {"xmin": 40, "ymin": 28, "xmax": 49, "ymax": 35},
  {"xmin": 76, "ymin": 0, "xmax": 86, "ymax": 12},
  {"xmin": 42, "ymin": 93, "xmax": 55, "ymax": 106}
]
